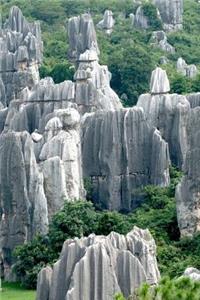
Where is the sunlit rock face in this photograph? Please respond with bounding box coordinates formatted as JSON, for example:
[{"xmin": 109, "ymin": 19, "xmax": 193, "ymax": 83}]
[
  {"xmin": 81, "ymin": 107, "xmax": 170, "ymax": 211},
  {"xmin": 36, "ymin": 227, "xmax": 160, "ymax": 300},
  {"xmin": 137, "ymin": 67, "xmax": 190, "ymax": 169},
  {"xmin": 0, "ymin": 6, "xmax": 43, "ymax": 106},
  {"xmin": 153, "ymin": 0, "xmax": 183, "ymax": 31}
]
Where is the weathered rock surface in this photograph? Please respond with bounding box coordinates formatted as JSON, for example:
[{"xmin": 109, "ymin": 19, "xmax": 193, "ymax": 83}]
[
  {"xmin": 176, "ymin": 107, "xmax": 200, "ymax": 236},
  {"xmin": 177, "ymin": 57, "xmax": 198, "ymax": 78},
  {"xmin": 36, "ymin": 227, "xmax": 160, "ymax": 300},
  {"xmin": 74, "ymin": 49, "xmax": 122, "ymax": 114},
  {"xmin": 137, "ymin": 67, "xmax": 190, "ymax": 169},
  {"xmin": 183, "ymin": 268, "xmax": 200, "ymax": 281},
  {"xmin": 81, "ymin": 107, "xmax": 170, "ymax": 211},
  {"xmin": 68, "ymin": 13, "xmax": 100, "ymax": 62},
  {"xmin": 133, "ymin": 6, "xmax": 149, "ymax": 29},
  {"xmin": 153, "ymin": 0, "xmax": 183, "ymax": 31},
  {"xmin": 186, "ymin": 93, "xmax": 200, "ymax": 108},
  {"xmin": 151, "ymin": 31, "xmax": 175, "ymax": 53},
  {"xmin": 0, "ymin": 131, "xmax": 48, "ymax": 279},
  {"xmin": 97, "ymin": 10, "xmax": 115, "ymax": 34},
  {"xmin": 0, "ymin": 6, "xmax": 43, "ymax": 106}
]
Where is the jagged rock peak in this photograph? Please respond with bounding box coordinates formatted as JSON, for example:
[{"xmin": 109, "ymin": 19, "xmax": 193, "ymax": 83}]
[
  {"xmin": 97, "ymin": 10, "xmax": 115, "ymax": 34},
  {"xmin": 151, "ymin": 31, "xmax": 175, "ymax": 54},
  {"xmin": 68, "ymin": 13, "xmax": 100, "ymax": 61},
  {"xmin": 150, "ymin": 67, "xmax": 170, "ymax": 94},
  {"xmin": 36, "ymin": 226, "xmax": 160, "ymax": 300},
  {"xmin": 153, "ymin": 0, "xmax": 183, "ymax": 31},
  {"xmin": 0, "ymin": 6, "xmax": 43, "ymax": 106}
]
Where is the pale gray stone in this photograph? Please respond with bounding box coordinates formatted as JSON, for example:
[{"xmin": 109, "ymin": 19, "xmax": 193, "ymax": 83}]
[
  {"xmin": 81, "ymin": 107, "xmax": 170, "ymax": 211},
  {"xmin": 176, "ymin": 107, "xmax": 200, "ymax": 236},
  {"xmin": 36, "ymin": 227, "xmax": 160, "ymax": 300},
  {"xmin": 151, "ymin": 31, "xmax": 175, "ymax": 54},
  {"xmin": 153, "ymin": 0, "xmax": 183, "ymax": 31},
  {"xmin": 177, "ymin": 57, "xmax": 198, "ymax": 78},
  {"xmin": 68, "ymin": 13, "xmax": 100, "ymax": 62},
  {"xmin": 137, "ymin": 67, "xmax": 190, "ymax": 168},
  {"xmin": 97, "ymin": 10, "xmax": 115, "ymax": 34},
  {"xmin": 0, "ymin": 6, "xmax": 43, "ymax": 106}
]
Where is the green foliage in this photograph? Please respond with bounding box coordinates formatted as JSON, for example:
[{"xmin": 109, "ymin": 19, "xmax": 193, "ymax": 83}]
[
  {"xmin": 137, "ymin": 277, "xmax": 200, "ymax": 300},
  {"xmin": 13, "ymin": 236, "xmax": 54, "ymax": 288},
  {"xmin": 142, "ymin": 3, "xmax": 163, "ymax": 30}
]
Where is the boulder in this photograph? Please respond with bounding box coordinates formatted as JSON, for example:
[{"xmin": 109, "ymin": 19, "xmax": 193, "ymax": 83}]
[
  {"xmin": 36, "ymin": 227, "xmax": 160, "ymax": 300},
  {"xmin": 183, "ymin": 268, "xmax": 200, "ymax": 281},
  {"xmin": 177, "ymin": 57, "xmax": 198, "ymax": 78}
]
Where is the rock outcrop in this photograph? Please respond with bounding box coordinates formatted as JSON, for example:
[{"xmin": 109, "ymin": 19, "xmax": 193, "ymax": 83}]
[
  {"xmin": 151, "ymin": 31, "xmax": 175, "ymax": 53},
  {"xmin": 137, "ymin": 67, "xmax": 190, "ymax": 169},
  {"xmin": 0, "ymin": 6, "xmax": 43, "ymax": 106},
  {"xmin": 176, "ymin": 107, "xmax": 200, "ymax": 236},
  {"xmin": 97, "ymin": 10, "xmax": 115, "ymax": 34},
  {"xmin": 74, "ymin": 49, "xmax": 122, "ymax": 114},
  {"xmin": 68, "ymin": 13, "xmax": 100, "ymax": 62},
  {"xmin": 183, "ymin": 268, "xmax": 200, "ymax": 281},
  {"xmin": 36, "ymin": 227, "xmax": 160, "ymax": 300},
  {"xmin": 177, "ymin": 57, "xmax": 198, "ymax": 78},
  {"xmin": 133, "ymin": 6, "xmax": 150, "ymax": 29},
  {"xmin": 153, "ymin": 0, "xmax": 183, "ymax": 31},
  {"xmin": 81, "ymin": 107, "xmax": 170, "ymax": 211},
  {"xmin": 0, "ymin": 105, "xmax": 85, "ymax": 278}
]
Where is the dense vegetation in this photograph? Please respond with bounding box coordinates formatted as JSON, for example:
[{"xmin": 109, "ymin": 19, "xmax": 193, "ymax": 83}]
[
  {"xmin": 1, "ymin": 0, "xmax": 200, "ymax": 106},
  {"xmin": 115, "ymin": 277, "xmax": 200, "ymax": 300},
  {"xmin": 12, "ymin": 167, "xmax": 200, "ymax": 291}
]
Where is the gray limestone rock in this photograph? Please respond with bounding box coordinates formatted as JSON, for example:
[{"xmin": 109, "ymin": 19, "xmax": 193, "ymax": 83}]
[
  {"xmin": 81, "ymin": 107, "xmax": 170, "ymax": 211},
  {"xmin": 151, "ymin": 31, "xmax": 175, "ymax": 53},
  {"xmin": 177, "ymin": 57, "xmax": 198, "ymax": 78},
  {"xmin": 68, "ymin": 13, "xmax": 100, "ymax": 62},
  {"xmin": 36, "ymin": 227, "xmax": 160, "ymax": 300},
  {"xmin": 153, "ymin": 0, "xmax": 183, "ymax": 31},
  {"xmin": 0, "ymin": 131, "xmax": 48, "ymax": 279},
  {"xmin": 74, "ymin": 49, "xmax": 122, "ymax": 114},
  {"xmin": 36, "ymin": 266, "xmax": 53, "ymax": 300},
  {"xmin": 137, "ymin": 67, "xmax": 190, "ymax": 168},
  {"xmin": 133, "ymin": 6, "xmax": 149, "ymax": 29},
  {"xmin": 150, "ymin": 67, "xmax": 170, "ymax": 94},
  {"xmin": 176, "ymin": 107, "xmax": 200, "ymax": 236},
  {"xmin": 183, "ymin": 268, "xmax": 200, "ymax": 281},
  {"xmin": 0, "ymin": 6, "xmax": 43, "ymax": 106},
  {"xmin": 186, "ymin": 93, "xmax": 200, "ymax": 108},
  {"xmin": 97, "ymin": 10, "xmax": 115, "ymax": 34}
]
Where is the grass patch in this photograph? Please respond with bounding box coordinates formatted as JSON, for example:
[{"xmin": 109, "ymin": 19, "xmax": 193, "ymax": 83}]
[{"xmin": 1, "ymin": 282, "xmax": 36, "ymax": 300}]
